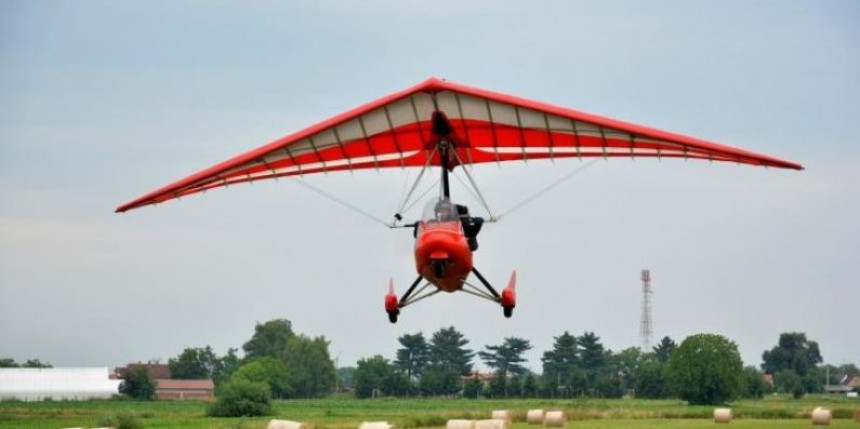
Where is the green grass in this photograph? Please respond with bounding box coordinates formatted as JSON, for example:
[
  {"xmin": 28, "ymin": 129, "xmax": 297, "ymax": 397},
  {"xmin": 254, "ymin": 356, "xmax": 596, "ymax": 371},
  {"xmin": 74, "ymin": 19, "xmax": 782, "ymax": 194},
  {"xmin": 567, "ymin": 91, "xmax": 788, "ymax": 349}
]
[{"xmin": 0, "ymin": 396, "xmax": 857, "ymax": 429}]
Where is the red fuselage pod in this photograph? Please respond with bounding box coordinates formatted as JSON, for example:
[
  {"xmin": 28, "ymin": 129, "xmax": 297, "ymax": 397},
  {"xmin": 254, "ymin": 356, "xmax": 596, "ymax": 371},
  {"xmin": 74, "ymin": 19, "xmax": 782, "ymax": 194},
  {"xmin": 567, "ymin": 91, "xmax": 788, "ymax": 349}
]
[{"xmin": 414, "ymin": 220, "xmax": 473, "ymax": 292}]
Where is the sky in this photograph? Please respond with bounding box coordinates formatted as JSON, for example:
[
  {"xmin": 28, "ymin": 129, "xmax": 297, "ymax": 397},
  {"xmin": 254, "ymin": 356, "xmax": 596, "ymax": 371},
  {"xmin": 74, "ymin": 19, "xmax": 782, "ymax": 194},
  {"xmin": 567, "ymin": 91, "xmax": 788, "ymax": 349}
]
[{"xmin": 1, "ymin": 1, "xmax": 858, "ymax": 372}]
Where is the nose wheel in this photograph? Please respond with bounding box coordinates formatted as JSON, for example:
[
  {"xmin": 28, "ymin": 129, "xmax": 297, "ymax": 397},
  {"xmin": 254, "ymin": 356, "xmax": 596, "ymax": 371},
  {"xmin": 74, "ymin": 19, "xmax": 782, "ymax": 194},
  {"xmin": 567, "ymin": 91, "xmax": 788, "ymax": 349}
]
[
  {"xmin": 503, "ymin": 306, "xmax": 513, "ymax": 318},
  {"xmin": 431, "ymin": 259, "xmax": 447, "ymax": 279}
]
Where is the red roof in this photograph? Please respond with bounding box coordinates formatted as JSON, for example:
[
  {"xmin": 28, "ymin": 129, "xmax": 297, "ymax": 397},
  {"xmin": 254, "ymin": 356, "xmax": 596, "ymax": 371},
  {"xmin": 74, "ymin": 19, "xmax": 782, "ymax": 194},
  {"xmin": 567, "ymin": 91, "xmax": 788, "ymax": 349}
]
[{"xmin": 156, "ymin": 379, "xmax": 215, "ymax": 390}]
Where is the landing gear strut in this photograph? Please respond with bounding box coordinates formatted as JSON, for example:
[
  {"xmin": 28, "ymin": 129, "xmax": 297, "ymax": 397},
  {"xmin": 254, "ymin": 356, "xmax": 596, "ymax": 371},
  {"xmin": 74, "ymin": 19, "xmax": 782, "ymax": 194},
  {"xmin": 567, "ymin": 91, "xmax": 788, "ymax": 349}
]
[{"xmin": 469, "ymin": 268, "xmax": 517, "ymax": 318}]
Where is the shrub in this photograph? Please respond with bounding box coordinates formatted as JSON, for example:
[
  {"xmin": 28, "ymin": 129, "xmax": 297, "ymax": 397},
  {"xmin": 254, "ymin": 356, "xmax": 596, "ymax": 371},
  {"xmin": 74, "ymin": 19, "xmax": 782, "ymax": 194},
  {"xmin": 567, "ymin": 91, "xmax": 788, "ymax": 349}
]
[
  {"xmin": 207, "ymin": 379, "xmax": 273, "ymax": 417},
  {"xmin": 119, "ymin": 366, "xmax": 156, "ymax": 400}
]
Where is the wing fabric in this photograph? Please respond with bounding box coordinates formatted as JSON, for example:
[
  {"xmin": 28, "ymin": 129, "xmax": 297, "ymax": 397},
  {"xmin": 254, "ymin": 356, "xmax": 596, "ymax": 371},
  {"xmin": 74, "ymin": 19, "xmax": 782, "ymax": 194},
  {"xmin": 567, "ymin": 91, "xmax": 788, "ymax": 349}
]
[{"xmin": 116, "ymin": 77, "xmax": 802, "ymax": 212}]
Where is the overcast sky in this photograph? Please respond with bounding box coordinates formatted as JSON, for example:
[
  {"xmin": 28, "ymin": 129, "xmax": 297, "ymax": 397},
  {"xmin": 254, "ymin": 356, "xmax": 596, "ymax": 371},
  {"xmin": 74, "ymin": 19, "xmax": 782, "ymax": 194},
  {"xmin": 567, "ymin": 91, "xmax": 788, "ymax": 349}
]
[{"xmin": 1, "ymin": 1, "xmax": 858, "ymax": 372}]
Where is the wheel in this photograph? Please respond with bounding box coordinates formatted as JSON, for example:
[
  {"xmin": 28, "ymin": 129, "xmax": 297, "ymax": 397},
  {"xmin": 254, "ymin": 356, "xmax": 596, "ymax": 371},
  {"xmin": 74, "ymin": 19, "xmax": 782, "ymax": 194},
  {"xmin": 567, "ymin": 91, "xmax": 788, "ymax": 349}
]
[
  {"xmin": 432, "ymin": 260, "xmax": 446, "ymax": 278},
  {"xmin": 388, "ymin": 311, "xmax": 399, "ymax": 324},
  {"xmin": 503, "ymin": 306, "xmax": 513, "ymax": 318}
]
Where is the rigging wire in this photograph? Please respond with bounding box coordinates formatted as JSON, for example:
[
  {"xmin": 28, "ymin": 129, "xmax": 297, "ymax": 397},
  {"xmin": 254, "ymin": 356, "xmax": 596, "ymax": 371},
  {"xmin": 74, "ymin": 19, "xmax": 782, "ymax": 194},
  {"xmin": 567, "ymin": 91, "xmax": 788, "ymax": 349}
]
[
  {"xmin": 394, "ymin": 168, "xmax": 413, "ymax": 217},
  {"xmin": 451, "ymin": 171, "xmax": 484, "ymax": 211},
  {"xmin": 495, "ymin": 158, "xmax": 601, "ymax": 220},
  {"xmin": 288, "ymin": 177, "xmax": 391, "ymax": 227},
  {"xmin": 393, "ymin": 146, "xmax": 438, "ymax": 221},
  {"xmin": 284, "ymin": 156, "xmax": 598, "ymax": 228},
  {"xmin": 401, "ymin": 179, "xmax": 440, "ymax": 215},
  {"xmin": 451, "ymin": 150, "xmax": 496, "ymax": 220}
]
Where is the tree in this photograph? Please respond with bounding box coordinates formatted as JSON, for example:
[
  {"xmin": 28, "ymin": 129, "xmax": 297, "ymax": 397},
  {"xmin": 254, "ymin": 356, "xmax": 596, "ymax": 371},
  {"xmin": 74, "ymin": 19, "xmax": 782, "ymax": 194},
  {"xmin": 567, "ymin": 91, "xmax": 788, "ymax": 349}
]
[
  {"xmin": 354, "ymin": 355, "xmax": 408, "ymax": 398},
  {"xmin": 615, "ymin": 347, "xmax": 647, "ymax": 392},
  {"xmin": 522, "ymin": 373, "xmax": 538, "ymax": 397},
  {"xmin": 213, "ymin": 348, "xmax": 241, "ymax": 387},
  {"xmin": 463, "ymin": 378, "xmax": 482, "ymax": 398},
  {"xmin": 579, "ymin": 332, "xmax": 606, "ymax": 390},
  {"xmin": 394, "ymin": 333, "xmax": 430, "ymax": 384},
  {"xmin": 541, "ymin": 331, "xmax": 582, "ymax": 397},
  {"xmin": 419, "ymin": 364, "xmax": 461, "ymax": 396},
  {"xmin": 652, "ymin": 336, "xmax": 677, "ymax": 363},
  {"xmin": 635, "ymin": 358, "xmax": 670, "ymax": 398},
  {"xmin": 355, "ymin": 356, "xmax": 387, "ymax": 398},
  {"xmin": 422, "ymin": 327, "xmax": 474, "ymax": 395},
  {"xmin": 231, "ymin": 357, "xmax": 292, "ymax": 399},
  {"xmin": 284, "ymin": 335, "xmax": 336, "ymax": 398},
  {"xmin": 837, "ymin": 363, "xmax": 859, "ymax": 378},
  {"xmin": 428, "ymin": 327, "xmax": 475, "ymax": 376},
  {"xmin": 169, "ymin": 346, "xmax": 217, "ymax": 379},
  {"xmin": 742, "ymin": 366, "xmax": 768, "ymax": 399},
  {"xmin": 0, "ymin": 358, "xmax": 19, "ymax": 368},
  {"xmin": 22, "ymin": 359, "xmax": 52, "ymax": 368},
  {"xmin": 479, "ymin": 337, "xmax": 532, "ymax": 380},
  {"xmin": 774, "ymin": 369, "xmax": 804, "ymax": 399},
  {"xmin": 239, "ymin": 319, "xmax": 336, "ymax": 398},
  {"xmin": 338, "ymin": 366, "xmax": 356, "ymax": 391},
  {"xmin": 665, "ymin": 333, "xmax": 743, "ymax": 405},
  {"xmin": 761, "ymin": 332, "xmax": 822, "ymax": 377},
  {"xmin": 487, "ymin": 372, "xmax": 506, "ymax": 398},
  {"xmin": 119, "ymin": 366, "xmax": 156, "ymax": 400},
  {"xmin": 507, "ymin": 375, "xmax": 523, "ymax": 397},
  {"xmin": 242, "ymin": 319, "xmax": 295, "ymax": 360},
  {"xmin": 207, "ymin": 379, "xmax": 272, "ymax": 417}
]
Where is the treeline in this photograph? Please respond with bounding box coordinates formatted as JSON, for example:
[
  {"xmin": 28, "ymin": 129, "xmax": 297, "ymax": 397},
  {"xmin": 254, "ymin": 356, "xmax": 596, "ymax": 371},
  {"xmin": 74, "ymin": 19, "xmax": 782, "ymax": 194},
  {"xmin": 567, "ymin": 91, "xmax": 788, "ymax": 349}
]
[
  {"xmin": 350, "ymin": 328, "xmax": 680, "ymax": 399},
  {"xmin": 8, "ymin": 319, "xmax": 855, "ymax": 407},
  {"xmin": 0, "ymin": 358, "xmax": 52, "ymax": 368},
  {"xmin": 348, "ymin": 329, "xmax": 858, "ymax": 404}
]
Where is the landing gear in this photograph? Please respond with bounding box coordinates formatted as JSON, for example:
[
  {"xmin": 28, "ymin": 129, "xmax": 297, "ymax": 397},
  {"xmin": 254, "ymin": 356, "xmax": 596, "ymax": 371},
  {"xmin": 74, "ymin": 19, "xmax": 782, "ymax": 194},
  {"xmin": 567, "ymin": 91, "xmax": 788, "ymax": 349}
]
[
  {"xmin": 384, "ymin": 276, "xmax": 438, "ymax": 323},
  {"xmin": 470, "ymin": 268, "xmax": 517, "ymax": 319}
]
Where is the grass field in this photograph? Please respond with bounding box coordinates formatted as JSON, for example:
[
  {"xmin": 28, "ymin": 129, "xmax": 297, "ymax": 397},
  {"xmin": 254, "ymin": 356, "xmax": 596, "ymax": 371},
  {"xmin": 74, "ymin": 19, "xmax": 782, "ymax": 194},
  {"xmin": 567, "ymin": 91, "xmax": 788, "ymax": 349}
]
[{"xmin": 0, "ymin": 396, "xmax": 857, "ymax": 429}]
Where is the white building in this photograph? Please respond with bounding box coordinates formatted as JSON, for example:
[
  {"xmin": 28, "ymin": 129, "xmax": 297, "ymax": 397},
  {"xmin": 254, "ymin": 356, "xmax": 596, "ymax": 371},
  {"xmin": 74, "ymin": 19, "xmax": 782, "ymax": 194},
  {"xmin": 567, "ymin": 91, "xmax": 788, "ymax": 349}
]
[{"xmin": 0, "ymin": 368, "xmax": 121, "ymax": 401}]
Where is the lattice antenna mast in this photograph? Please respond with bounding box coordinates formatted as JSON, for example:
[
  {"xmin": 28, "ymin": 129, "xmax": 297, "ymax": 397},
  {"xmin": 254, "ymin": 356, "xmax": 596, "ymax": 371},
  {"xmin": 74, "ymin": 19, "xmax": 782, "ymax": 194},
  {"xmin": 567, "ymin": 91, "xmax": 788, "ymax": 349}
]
[{"xmin": 640, "ymin": 269, "xmax": 653, "ymax": 350}]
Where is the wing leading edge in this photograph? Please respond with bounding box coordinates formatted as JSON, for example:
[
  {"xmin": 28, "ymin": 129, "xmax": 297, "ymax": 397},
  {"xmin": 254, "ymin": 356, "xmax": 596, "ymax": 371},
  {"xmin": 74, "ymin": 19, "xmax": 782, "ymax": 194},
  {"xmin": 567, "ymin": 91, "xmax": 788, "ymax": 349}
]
[{"xmin": 116, "ymin": 77, "xmax": 803, "ymax": 213}]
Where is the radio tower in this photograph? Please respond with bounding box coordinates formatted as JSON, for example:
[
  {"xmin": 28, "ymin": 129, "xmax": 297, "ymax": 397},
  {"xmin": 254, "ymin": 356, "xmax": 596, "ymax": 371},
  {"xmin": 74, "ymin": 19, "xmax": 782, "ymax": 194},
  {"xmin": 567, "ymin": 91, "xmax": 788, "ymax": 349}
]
[{"xmin": 640, "ymin": 269, "xmax": 653, "ymax": 350}]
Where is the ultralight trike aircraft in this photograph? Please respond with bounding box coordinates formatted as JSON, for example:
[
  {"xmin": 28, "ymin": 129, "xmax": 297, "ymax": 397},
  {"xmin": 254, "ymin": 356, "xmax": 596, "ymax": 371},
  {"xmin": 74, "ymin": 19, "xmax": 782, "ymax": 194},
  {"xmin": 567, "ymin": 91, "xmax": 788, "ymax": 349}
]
[{"xmin": 117, "ymin": 78, "xmax": 802, "ymax": 323}]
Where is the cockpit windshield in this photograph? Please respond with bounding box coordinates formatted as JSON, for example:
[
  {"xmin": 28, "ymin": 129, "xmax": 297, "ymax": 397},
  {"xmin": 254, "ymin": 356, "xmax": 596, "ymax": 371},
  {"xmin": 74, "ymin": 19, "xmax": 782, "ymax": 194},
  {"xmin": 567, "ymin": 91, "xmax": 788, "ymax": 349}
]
[{"xmin": 421, "ymin": 198, "xmax": 459, "ymax": 223}]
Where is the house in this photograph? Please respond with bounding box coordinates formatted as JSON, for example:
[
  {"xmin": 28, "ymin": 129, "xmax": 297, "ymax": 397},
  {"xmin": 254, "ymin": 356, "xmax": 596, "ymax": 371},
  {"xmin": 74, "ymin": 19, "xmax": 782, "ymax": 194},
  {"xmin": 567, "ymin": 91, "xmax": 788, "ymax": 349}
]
[
  {"xmin": 461, "ymin": 371, "xmax": 494, "ymax": 386},
  {"xmin": 156, "ymin": 379, "xmax": 215, "ymax": 400},
  {"xmin": 823, "ymin": 374, "xmax": 860, "ymax": 396}
]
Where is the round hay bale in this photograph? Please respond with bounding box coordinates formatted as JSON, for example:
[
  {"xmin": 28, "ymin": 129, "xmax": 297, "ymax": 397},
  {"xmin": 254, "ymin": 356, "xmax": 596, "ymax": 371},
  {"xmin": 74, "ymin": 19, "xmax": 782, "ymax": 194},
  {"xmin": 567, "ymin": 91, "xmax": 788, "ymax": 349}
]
[
  {"xmin": 447, "ymin": 419, "xmax": 476, "ymax": 429},
  {"xmin": 811, "ymin": 407, "xmax": 831, "ymax": 426},
  {"xmin": 475, "ymin": 418, "xmax": 508, "ymax": 429},
  {"xmin": 713, "ymin": 408, "xmax": 732, "ymax": 423},
  {"xmin": 268, "ymin": 420, "xmax": 309, "ymax": 429},
  {"xmin": 359, "ymin": 422, "xmax": 396, "ymax": 429},
  {"xmin": 491, "ymin": 410, "xmax": 512, "ymax": 423},
  {"xmin": 543, "ymin": 411, "xmax": 566, "ymax": 428},
  {"xmin": 526, "ymin": 409, "xmax": 545, "ymax": 424}
]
